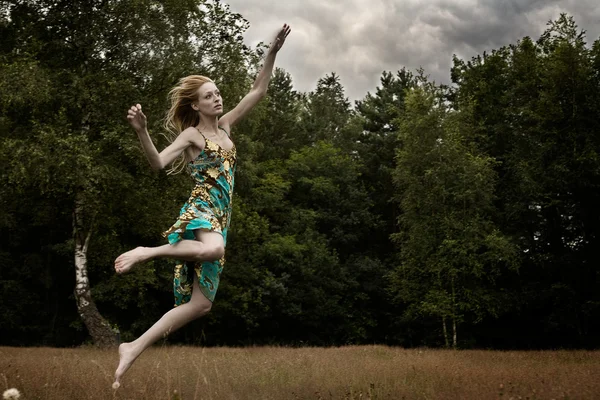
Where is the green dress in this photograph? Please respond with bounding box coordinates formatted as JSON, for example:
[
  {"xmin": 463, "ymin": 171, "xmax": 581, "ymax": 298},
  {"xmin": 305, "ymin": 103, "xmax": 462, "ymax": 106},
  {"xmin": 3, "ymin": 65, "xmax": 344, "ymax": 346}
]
[{"xmin": 162, "ymin": 127, "xmax": 236, "ymax": 304}]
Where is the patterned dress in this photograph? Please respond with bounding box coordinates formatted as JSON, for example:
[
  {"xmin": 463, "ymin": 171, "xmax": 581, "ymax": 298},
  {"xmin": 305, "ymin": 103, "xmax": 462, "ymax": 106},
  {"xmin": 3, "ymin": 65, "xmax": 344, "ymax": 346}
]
[{"xmin": 162, "ymin": 127, "xmax": 236, "ymax": 304}]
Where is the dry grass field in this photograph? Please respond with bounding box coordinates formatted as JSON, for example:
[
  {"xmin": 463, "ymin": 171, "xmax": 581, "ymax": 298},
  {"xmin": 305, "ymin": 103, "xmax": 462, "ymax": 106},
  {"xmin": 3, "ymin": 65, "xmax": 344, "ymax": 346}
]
[{"xmin": 1, "ymin": 345, "xmax": 599, "ymax": 399}]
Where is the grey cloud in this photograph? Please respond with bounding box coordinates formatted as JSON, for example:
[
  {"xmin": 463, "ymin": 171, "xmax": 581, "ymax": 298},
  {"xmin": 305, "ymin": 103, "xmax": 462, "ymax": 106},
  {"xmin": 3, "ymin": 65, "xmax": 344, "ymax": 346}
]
[{"xmin": 224, "ymin": 0, "xmax": 600, "ymax": 101}]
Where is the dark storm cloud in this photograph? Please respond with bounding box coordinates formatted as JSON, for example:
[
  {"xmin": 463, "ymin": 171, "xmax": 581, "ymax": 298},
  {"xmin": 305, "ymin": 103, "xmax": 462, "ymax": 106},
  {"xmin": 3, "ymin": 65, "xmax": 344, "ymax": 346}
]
[{"xmin": 224, "ymin": 0, "xmax": 600, "ymax": 101}]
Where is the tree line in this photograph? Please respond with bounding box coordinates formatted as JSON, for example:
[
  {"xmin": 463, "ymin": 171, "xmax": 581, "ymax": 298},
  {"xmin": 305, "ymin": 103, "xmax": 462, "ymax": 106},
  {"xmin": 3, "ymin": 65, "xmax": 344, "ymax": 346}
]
[{"xmin": 1, "ymin": 1, "xmax": 599, "ymax": 349}]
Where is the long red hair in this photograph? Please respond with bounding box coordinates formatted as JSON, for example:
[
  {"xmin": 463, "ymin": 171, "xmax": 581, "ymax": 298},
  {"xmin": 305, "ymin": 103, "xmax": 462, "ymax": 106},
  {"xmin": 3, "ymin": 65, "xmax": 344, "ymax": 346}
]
[{"xmin": 163, "ymin": 75, "xmax": 213, "ymax": 174}]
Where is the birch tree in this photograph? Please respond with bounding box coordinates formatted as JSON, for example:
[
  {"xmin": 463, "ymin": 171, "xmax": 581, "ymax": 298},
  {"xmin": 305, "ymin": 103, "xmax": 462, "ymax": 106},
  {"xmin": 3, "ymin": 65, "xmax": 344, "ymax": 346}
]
[
  {"xmin": 390, "ymin": 83, "xmax": 517, "ymax": 347},
  {"xmin": 1, "ymin": 0, "xmax": 251, "ymax": 345}
]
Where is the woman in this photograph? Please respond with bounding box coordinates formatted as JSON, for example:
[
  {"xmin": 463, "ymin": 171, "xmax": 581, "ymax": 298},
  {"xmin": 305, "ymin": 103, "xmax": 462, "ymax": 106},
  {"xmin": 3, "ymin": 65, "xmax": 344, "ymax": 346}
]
[{"xmin": 113, "ymin": 23, "xmax": 291, "ymax": 387}]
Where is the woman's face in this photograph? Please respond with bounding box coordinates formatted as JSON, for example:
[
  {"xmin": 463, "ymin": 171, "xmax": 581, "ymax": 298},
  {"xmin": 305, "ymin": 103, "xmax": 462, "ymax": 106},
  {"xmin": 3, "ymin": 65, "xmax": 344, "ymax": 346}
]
[{"xmin": 193, "ymin": 82, "xmax": 223, "ymax": 117}]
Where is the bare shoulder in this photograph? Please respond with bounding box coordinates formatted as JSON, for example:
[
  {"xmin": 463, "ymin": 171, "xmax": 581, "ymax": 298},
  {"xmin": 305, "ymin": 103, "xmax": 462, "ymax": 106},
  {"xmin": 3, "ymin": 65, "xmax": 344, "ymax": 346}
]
[
  {"xmin": 180, "ymin": 126, "xmax": 200, "ymax": 139},
  {"xmin": 181, "ymin": 126, "xmax": 207, "ymax": 152}
]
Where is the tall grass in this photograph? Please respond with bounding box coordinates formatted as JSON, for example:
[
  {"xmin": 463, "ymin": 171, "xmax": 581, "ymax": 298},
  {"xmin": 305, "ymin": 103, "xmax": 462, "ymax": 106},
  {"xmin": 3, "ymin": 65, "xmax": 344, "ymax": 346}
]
[{"xmin": 1, "ymin": 345, "xmax": 599, "ymax": 399}]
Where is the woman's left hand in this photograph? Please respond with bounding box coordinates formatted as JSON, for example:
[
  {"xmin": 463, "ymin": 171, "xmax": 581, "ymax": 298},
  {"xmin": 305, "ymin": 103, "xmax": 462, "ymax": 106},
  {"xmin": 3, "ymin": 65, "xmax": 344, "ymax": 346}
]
[{"xmin": 270, "ymin": 23, "xmax": 291, "ymax": 54}]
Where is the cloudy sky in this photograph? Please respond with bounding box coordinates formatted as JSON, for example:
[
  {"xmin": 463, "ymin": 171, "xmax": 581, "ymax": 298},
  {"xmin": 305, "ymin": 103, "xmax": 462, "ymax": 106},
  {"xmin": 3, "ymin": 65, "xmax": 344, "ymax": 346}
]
[{"xmin": 223, "ymin": 0, "xmax": 600, "ymax": 102}]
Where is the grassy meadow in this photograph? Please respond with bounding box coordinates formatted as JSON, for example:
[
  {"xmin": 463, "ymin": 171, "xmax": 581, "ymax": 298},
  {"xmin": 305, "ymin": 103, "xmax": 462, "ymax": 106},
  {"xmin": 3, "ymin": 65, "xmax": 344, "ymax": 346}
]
[{"xmin": 1, "ymin": 345, "xmax": 599, "ymax": 399}]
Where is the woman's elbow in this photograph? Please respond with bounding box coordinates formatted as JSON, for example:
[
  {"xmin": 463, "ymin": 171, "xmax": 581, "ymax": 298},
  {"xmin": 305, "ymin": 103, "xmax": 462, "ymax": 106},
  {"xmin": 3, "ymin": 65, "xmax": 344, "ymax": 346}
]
[{"xmin": 149, "ymin": 159, "xmax": 164, "ymax": 171}]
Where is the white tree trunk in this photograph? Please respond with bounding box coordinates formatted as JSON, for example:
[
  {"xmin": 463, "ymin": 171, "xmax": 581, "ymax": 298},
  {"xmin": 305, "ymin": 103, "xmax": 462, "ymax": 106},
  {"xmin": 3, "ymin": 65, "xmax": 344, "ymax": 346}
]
[
  {"xmin": 442, "ymin": 317, "xmax": 449, "ymax": 348},
  {"xmin": 73, "ymin": 196, "xmax": 117, "ymax": 347},
  {"xmin": 451, "ymin": 277, "xmax": 457, "ymax": 349},
  {"xmin": 452, "ymin": 317, "xmax": 457, "ymax": 349}
]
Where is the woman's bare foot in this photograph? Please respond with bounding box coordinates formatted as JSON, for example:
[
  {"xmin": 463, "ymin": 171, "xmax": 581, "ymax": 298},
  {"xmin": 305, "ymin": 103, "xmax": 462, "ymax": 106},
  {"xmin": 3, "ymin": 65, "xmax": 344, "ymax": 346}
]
[
  {"xmin": 114, "ymin": 342, "xmax": 140, "ymax": 386},
  {"xmin": 114, "ymin": 247, "xmax": 151, "ymax": 274}
]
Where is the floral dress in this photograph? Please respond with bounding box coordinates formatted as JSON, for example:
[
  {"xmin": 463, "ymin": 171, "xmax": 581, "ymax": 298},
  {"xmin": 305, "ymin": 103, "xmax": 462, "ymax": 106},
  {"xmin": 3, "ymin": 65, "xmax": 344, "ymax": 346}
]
[{"xmin": 162, "ymin": 127, "xmax": 236, "ymax": 304}]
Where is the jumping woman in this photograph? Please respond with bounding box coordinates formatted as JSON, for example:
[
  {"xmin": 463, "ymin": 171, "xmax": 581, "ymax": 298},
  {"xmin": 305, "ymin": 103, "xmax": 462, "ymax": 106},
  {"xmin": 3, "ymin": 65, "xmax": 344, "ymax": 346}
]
[{"xmin": 112, "ymin": 23, "xmax": 291, "ymax": 386}]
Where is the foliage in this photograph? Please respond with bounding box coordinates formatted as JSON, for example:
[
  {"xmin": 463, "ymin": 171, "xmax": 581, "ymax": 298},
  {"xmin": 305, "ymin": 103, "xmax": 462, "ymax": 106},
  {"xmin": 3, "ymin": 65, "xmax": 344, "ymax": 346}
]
[{"xmin": 1, "ymin": 6, "xmax": 600, "ymax": 348}]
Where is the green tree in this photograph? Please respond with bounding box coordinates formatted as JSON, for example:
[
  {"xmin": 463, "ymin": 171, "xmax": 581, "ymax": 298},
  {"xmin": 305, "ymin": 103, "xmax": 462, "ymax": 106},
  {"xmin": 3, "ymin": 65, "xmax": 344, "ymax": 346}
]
[
  {"xmin": 299, "ymin": 72, "xmax": 352, "ymax": 144},
  {"xmin": 450, "ymin": 14, "xmax": 600, "ymax": 346},
  {"xmin": 354, "ymin": 69, "xmax": 417, "ymax": 257},
  {"xmin": 390, "ymin": 83, "xmax": 517, "ymax": 347},
  {"xmin": 0, "ymin": 0, "xmax": 252, "ymax": 346},
  {"xmin": 252, "ymin": 68, "xmax": 302, "ymax": 161}
]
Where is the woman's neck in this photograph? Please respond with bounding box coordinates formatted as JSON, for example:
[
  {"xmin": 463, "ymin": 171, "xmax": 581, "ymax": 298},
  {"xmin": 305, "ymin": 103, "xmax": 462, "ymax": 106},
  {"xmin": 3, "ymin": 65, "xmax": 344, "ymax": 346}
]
[{"xmin": 197, "ymin": 115, "xmax": 219, "ymax": 133}]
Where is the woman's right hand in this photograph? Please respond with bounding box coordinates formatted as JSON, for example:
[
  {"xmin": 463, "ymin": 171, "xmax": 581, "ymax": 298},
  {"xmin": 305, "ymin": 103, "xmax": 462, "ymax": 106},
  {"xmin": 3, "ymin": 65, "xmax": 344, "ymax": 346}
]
[{"xmin": 127, "ymin": 104, "xmax": 147, "ymax": 132}]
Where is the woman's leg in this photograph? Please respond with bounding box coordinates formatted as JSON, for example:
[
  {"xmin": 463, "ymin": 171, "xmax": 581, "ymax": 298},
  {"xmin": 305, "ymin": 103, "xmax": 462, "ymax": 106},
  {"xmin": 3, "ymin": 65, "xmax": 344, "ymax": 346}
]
[
  {"xmin": 114, "ymin": 269, "xmax": 212, "ymax": 385},
  {"xmin": 115, "ymin": 230, "xmax": 224, "ymax": 274}
]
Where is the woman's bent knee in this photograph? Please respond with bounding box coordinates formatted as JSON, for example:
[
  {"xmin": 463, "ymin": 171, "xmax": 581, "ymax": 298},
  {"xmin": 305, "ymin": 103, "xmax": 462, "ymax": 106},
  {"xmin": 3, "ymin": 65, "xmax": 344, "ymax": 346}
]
[
  {"xmin": 192, "ymin": 243, "xmax": 224, "ymax": 262},
  {"xmin": 193, "ymin": 300, "xmax": 212, "ymax": 317},
  {"xmin": 201, "ymin": 244, "xmax": 224, "ymax": 261},
  {"xmin": 211, "ymin": 244, "xmax": 225, "ymax": 260}
]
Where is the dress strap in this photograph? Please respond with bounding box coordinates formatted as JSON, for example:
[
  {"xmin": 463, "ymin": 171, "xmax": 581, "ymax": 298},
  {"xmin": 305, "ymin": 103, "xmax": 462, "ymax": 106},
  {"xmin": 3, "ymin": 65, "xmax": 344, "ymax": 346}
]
[
  {"xmin": 218, "ymin": 126, "xmax": 231, "ymax": 138},
  {"xmin": 193, "ymin": 126, "xmax": 207, "ymax": 139}
]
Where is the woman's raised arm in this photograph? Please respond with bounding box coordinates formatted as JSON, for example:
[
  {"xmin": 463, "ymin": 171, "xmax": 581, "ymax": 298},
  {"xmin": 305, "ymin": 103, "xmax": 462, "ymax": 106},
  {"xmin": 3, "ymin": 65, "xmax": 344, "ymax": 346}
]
[{"xmin": 219, "ymin": 23, "xmax": 291, "ymax": 128}]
